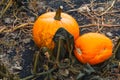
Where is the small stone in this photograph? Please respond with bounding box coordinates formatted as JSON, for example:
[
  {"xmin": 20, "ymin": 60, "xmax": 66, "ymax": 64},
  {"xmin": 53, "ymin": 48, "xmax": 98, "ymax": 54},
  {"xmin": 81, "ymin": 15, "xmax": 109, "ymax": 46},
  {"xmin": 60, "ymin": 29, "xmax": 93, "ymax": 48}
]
[
  {"xmin": 59, "ymin": 69, "xmax": 69, "ymax": 77},
  {"xmin": 4, "ymin": 18, "xmax": 13, "ymax": 24},
  {"xmin": 23, "ymin": 38, "xmax": 31, "ymax": 44},
  {"xmin": 106, "ymin": 32, "xmax": 113, "ymax": 37},
  {"xmin": 30, "ymin": 17, "xmax": 35, "ymax": 22},
  {"xmin": 96, "ymin": 7, "xmax": 105, "ymax": 12},
  {"xmin": 78, "ymin": 5, "xmax": 90, "ymax": 12},
  {"xmin": 0, "ymin": 54, "xmax": 6, "ymax": 58}
]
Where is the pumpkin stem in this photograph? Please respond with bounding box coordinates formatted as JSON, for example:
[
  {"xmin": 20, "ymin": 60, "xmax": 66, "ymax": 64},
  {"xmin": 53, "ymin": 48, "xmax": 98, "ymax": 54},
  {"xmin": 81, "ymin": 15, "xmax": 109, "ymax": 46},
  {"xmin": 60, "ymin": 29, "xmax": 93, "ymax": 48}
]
[{"xmin": 54, "ymin": 6, "xmax": 63, "ymax": 20}]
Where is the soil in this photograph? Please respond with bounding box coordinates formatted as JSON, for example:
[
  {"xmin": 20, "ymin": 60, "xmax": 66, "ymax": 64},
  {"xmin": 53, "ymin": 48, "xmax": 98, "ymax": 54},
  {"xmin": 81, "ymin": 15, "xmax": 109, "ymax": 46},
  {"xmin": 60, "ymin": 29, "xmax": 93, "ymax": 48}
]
[{"xmin": 0, "ymin": 0, "xmax": 120, "ymax": 80}]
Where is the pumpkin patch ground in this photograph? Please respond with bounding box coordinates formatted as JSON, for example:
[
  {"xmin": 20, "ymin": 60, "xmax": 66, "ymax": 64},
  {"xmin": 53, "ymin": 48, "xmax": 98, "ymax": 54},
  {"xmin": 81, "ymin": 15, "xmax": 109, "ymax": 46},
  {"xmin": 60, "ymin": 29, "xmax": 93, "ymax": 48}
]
[{"xmin": 0, "ymin": 0, "xmax": 120, "ymax": 80}]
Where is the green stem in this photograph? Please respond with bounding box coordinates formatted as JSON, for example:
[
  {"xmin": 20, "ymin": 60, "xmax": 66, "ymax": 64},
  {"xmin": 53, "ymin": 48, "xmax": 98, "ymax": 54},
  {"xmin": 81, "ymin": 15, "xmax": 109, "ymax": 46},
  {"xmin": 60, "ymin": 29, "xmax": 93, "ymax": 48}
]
[
  {"xmin": 54, "ymin": 6, "xmax": 63, "ymax": 20},
  {"xmin": 21, "ymin": 68, "xmax": 55, "ymax": 80},
  {"xmin": 114, "ymin": 37, "xmax": 120, "ymax": 59},
  {"xmin": 56, "ymin": 37, "xmax": 62, "ymax": 63},
  {"xmin": 32, "ymin": 51, "xmax": 40, "ymax": 74},
  {"xmin": 66, "ymin": 39, "xmax": 72, "ymax": 59},
  {"xmin": 0, "ymin": 71, "xmax": 8, "ymax": 78}
]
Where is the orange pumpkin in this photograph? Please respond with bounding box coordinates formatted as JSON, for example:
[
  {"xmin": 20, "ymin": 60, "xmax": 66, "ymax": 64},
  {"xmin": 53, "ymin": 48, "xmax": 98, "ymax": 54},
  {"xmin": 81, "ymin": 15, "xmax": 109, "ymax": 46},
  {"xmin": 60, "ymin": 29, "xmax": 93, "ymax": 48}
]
[
  {"xmin": 74, "ymin": 33, "xmax": 113, "ymax": 65},
  {"xmin": 33, "ymin": 6, "xmax": 79, "ymax": 49}
]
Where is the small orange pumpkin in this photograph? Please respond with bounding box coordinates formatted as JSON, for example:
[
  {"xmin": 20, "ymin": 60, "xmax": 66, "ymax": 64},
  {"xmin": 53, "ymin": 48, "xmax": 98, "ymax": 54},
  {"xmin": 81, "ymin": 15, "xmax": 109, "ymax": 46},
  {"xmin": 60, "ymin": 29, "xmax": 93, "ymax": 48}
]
[
  {"xmin": 74, "ymin": 33, "xmax": 113, "ymax": 65},
  {"xmin": 33, "ymin": 6, "xmax": 79, "ymax": 49}
]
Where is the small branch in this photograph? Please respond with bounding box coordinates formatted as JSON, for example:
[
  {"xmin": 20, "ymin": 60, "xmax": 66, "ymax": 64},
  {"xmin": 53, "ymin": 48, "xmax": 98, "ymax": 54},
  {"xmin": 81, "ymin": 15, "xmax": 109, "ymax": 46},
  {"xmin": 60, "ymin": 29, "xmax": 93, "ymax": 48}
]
[
  {"xmin": 114, "ymin": 38, "xmax": 120, "ymax": 60},
  {"xmin": 106, "ymin": 10, "xmax": 120, "ymax": 14},
  {"xmin": 21, "ymin": 68, "xmax": 55, "ymax": 80},
  {"xmin": 22, "ymin": 6, "xmax": 38, "ymax": 17},
  {"xmin": 99, "ymin": 0, "xmax": 116, "ymax": 16},
  {"xmin": 9, "ymin": 23, "xmax": 34, "ymax": 32},
  {"xmin": 80, "ymin": 24, "xmax": 120, "ymax": 28},
  {"xmin": 0, "ymin": 0, "xmax": 13, "ymax": 18},
  {"xmin": 0, "ymin": 23, "xmax": 34, "ymax": 34},
  {"xmin": 0, "ymin": 27, "xmax": 6, "ymax": 33}
]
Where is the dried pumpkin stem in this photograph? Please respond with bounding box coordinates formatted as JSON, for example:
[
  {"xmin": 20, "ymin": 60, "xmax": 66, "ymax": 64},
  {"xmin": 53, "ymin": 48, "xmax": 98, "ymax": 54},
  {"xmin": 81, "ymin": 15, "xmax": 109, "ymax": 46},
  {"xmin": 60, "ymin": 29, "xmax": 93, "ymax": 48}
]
[{"xmin": 54, "ymin": 6, "xmax": 63, "ymax": 20}]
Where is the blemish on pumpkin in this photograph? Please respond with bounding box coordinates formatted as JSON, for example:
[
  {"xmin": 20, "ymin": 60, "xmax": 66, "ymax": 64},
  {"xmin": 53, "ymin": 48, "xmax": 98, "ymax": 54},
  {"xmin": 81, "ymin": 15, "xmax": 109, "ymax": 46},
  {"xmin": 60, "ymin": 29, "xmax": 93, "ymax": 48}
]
[{"xmin": 76, "ymin": 48, "xmax": 82, "ymax": 55}]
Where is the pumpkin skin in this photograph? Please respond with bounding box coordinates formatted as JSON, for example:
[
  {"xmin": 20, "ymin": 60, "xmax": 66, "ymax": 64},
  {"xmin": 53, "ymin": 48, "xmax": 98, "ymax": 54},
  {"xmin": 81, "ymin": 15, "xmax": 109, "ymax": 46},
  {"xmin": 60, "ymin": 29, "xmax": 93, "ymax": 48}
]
[
  {"xmin": 33, "ymin": 10, "xmax": 79, "ymax": 49},
  {"xmin": 74, "ymin": 33, "xmax": 113, "ymax": 65}
]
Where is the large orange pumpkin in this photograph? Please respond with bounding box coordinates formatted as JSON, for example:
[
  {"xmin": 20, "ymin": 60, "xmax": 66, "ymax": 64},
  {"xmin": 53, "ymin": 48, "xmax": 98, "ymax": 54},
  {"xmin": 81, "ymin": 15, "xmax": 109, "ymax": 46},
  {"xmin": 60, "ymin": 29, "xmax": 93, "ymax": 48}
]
[
  {"xmin": 33, "ymin": 6, "xmax": 79, "ymax": 49},
  {"xmin": 74, "ymin": 33, "xmax": 113, "ymax": 65}
]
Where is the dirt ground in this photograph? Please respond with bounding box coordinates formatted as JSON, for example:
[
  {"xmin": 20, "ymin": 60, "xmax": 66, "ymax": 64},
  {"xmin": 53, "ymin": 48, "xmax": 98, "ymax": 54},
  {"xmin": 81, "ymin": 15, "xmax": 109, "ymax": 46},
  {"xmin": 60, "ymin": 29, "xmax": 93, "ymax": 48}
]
[{"xmin": 0, "ymin": 0, "xmax": 120, "ymax": 80}]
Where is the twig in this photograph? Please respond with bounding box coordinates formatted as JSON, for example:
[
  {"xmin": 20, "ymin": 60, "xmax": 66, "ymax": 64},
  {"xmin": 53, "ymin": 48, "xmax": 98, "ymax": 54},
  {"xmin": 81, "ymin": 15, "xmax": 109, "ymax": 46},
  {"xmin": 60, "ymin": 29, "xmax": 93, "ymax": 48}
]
[
  {"xmin": 114, "ymin": 37, "xmax": 120, "ymax": 59},
  {"xmin": 21, "ymin": 68, "xmax": 55, "ymax": 80},
  {"xmin": 97, "ymin": 16, "xmax": 105, "ymax": 32},
  {"xmin": 0, "ymin": 27, "xmax": 6, "ymax": 33},
  {"xmin": 63, "ymin": 0, "xmax": 75, "ymax": 8},
  {"xmin": 106, "ymin": 10, "xmax": 120, "ymax": 14},
  {"xmin": 99, "ymin": 0, "xmax": 116, "ymax": 16},
  {"xmin": 22, "ymin": 6, "xmax": 38, "ymax": 17},
  {"xmin": 1, "ymin": 23, "xmax": 34, "ymax": 33},
  {"xmin": 80, "ymin": 24, "xmax": 120, "ymax": 28},
  {"xmin": 10, "ymin": 23, "xmax": 34, "ymax": 32},
  {"xmin": 110, "ymin": 13, "xmax": 120, "ymax": 18},
  {"xmin": 0, "ymin": 0, "xmax": 13, "ymax": 18}
]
